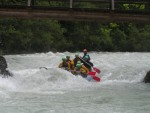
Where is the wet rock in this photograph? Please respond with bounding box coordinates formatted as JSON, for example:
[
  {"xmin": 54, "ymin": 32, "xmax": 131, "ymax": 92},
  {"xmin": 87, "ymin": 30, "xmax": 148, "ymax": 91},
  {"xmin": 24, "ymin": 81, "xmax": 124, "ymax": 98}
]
[{"xmin": 144, "ymin": 71, "xmax": 150, "ymax": 83}]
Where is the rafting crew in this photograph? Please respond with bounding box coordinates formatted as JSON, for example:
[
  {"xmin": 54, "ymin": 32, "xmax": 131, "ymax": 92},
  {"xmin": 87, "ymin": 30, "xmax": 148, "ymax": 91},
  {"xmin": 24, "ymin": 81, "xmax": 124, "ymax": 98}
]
[{"xmin": 58, "ymin": 49, "xmax": 94, "ymax": 77}]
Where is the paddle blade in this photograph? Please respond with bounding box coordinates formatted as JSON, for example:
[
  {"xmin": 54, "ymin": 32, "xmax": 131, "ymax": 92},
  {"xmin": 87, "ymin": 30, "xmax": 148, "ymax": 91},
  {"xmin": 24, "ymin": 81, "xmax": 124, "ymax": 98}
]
[
  {"xmin": 39, "ymin": 67, "xmax": 48, "ymax": 70},
  {"xmin": 93, "ymin": 67, "xmax": 101, "ymax": 74},
  {"xmin": 88, "ymin": 71, "xmax": 100, "ymax": 82},
  {"xmin": 93, "ymin": 76, "xmax": 100, "ymax": 82},
  {"xmin": 88, "ymin": 71, "xmax": 96, "ymax": 76}
]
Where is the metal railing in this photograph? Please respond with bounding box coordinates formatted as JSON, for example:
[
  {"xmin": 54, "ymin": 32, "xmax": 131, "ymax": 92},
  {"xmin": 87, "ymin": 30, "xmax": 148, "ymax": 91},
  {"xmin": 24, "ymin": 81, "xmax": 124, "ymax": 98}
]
[
  {"xmin": 0, "ymin": 0, "xmax": 149, "ymax": 12},
  {"xmin": 27, "ymin": 0, "xmax": 150, "ymax": 11},
  {"xmin": 0, "ymin": 0, "xmax": 149, "ymax": 22}
]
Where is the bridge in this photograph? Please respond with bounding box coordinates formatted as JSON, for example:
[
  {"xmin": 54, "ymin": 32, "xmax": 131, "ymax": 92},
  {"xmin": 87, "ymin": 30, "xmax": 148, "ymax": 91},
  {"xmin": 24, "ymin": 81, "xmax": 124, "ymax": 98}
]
[{"xmin": 0, "ymin": 0, "xmax": 149, "ymax": 23}]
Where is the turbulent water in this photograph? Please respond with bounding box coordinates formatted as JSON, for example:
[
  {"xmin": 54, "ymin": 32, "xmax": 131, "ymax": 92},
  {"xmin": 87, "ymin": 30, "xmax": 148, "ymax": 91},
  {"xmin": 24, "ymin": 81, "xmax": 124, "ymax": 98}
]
[{"xmin": 0, "ymin": 52, "xmax": 150, "ymax": 113}]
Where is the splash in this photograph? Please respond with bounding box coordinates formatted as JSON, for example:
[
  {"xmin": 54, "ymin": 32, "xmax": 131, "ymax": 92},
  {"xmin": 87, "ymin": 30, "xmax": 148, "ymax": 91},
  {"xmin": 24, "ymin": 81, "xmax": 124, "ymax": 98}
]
[{"xmin": 1, "ymin": 52, "xmax": 150, "ymax": 93}]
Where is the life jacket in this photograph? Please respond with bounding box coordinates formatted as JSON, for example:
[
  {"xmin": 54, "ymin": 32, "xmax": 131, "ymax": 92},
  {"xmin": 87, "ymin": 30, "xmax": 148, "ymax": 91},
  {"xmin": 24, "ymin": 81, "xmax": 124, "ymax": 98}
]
[
  {"xmin": 82, "ymin": 53, "xmax": 90, "ymax": 61},
  {"xmin": 76, "ymin": 65, "xmax": 89, "ymax": 74},
  {"xmin": 83, "ymin": 61, "xmax": 93, "ymax": 71},
  {"xmin": 58, "ymin": 61, "xmax": 69, "ymax": 69},
  {"xmin": 80, "ymin": 65, "xmax": 89, "ymax": 74},
  {"xmin": 67, "ymin": 59, "xmax": 74, "ymax": 70}
]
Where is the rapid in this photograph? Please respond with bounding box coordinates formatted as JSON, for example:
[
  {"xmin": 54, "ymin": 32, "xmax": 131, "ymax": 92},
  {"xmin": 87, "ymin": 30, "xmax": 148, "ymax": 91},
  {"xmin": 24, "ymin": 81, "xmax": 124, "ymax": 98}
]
[{"xmin": 0, "ymin": 52, "xmax": 150, "ymax": 113}]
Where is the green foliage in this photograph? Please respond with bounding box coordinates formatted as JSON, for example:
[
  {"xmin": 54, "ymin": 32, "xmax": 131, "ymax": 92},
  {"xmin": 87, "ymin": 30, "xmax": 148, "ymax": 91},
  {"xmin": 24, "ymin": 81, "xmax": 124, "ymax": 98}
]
[
  {"xmin": 110, "ymin": 28, "xmax": 127, "ymax": 51},
  {"xmin": 0, "ymin": 19, "xmax": 65, "ymax": 54},
  {"xmin": 0, "ymin": 18, "xmax": 150, "ymax": 54},
  {"xmin": 123, "ymin": 4, "xmax": 145, "ymax": 10},
  {"xmin": 0, "ymin": 1, "xmax": 150, "ymax": 54},
  {"xmin": 127, "ymin": 24, "xmax": 150, "ymax": 52}
]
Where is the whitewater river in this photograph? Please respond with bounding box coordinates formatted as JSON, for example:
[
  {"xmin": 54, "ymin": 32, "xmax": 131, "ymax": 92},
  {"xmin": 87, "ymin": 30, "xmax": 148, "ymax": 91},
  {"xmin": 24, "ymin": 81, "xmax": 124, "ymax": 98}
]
[{"xmin": 0, "ymin": 52, "xmax": 150, "ymax": 113}]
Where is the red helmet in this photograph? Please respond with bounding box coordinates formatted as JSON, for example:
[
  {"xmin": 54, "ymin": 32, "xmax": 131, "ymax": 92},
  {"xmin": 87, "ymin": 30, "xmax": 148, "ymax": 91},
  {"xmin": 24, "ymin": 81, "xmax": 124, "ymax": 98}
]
[{"xmin": 83, "ymin": 49, "xmax": 87, "ymax": 52}]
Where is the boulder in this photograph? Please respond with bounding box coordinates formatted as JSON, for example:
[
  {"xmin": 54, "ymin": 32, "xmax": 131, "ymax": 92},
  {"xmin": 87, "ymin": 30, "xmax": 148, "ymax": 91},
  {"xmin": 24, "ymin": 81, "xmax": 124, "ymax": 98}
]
[{"xmin": 143, "ymin": 71, "xmax": 150, "ymax": 83}]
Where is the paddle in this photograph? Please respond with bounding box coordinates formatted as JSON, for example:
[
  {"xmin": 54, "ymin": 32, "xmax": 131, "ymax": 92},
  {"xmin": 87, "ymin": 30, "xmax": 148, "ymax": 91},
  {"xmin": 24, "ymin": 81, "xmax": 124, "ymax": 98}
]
[
  {"xmin": 88, "ymin": 71, "xmax": 96, "ymax": 76},
  {"xmin": 39, "ymin": 67, "xmax": 54, "ymax": 70},
  {"xmin": 79, "ymin": 57, "xmax": 101, "ymax": 74},
  {"xmin": 93, "ymin": 67, "xmax": 101, "ymax": 74},
  {"xmin": 39, "ymin": 67, "xmax": 50, "ymax": 70},
  {"xmin": 88, "ymin": 71, "xmax": 100, "ymax": 82}
]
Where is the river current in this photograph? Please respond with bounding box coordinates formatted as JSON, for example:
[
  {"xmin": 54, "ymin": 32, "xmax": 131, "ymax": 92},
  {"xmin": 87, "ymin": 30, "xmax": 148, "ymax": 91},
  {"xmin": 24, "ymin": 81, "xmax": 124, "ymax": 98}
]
[{"xmin": 0, "ymin": 52, "xmax": 150, "ymax": 113}]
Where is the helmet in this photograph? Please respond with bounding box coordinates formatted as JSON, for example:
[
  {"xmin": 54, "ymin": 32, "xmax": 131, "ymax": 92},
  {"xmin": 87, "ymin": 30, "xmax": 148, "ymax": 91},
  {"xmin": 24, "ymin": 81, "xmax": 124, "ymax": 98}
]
[
  {"xmin": 66, "ymin": 55, "xmax": 70, "ymax": 58},
  {"xmin": 83, "ymin": 49, "xmax": 87, "ymax": 52},
  {"xmin": 76, "ymin": 64, "xmax": 82, "ymax": 68},
  {"xmin": 75, "ymin": 54, "xmax": 79, "ymax": 57},
  {"xmin": 77, "ymin": 61, "xmax": 81, "ymax": 64},
  {"xmin": 62, "ymin": 57, "xmax": 66, "ymax": 61}
]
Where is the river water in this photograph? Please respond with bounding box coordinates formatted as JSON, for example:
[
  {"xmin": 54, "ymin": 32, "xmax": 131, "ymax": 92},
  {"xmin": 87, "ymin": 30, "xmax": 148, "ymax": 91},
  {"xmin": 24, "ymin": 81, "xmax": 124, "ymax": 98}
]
[{"xmin": 0, "ymin": 52, "xmax": 150, "ymax": 113}]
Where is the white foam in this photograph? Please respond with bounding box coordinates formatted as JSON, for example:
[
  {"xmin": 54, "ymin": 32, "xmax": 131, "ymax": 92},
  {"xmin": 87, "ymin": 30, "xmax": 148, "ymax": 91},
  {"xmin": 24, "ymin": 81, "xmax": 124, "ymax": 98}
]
[{"xmin": 2, "ymin": 52, "xmax": 150, "ymax": 92}]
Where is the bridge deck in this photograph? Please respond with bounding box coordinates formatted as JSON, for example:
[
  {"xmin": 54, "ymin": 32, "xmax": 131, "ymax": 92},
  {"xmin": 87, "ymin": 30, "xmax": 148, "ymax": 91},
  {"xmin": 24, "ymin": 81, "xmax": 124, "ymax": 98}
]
[
  {"xmin": 0, "ymin": 7, "xmax": 149, "ymax": 23},
  {"xmin": 0, "ymin": 0, "xmax": 150, "ymax": 23}
]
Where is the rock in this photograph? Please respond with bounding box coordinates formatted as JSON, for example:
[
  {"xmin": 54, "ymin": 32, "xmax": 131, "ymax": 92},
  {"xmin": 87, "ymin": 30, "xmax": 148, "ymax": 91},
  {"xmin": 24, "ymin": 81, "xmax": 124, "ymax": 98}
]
[{"xmin": 144, "ymin": 71, "xmax": 150, "ymax": 83}]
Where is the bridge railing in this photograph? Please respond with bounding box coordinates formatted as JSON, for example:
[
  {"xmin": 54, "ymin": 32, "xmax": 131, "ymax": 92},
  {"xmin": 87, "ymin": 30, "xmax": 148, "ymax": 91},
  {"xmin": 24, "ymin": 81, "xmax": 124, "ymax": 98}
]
[
  {"xmin": 0, "ymin": 0, "xmax": 149, "ymax": 13},
  {"xmin": 27, "ymin": 0, "xmax": 111, "ymax": 10}
]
